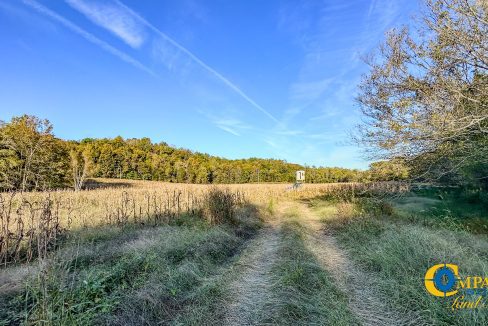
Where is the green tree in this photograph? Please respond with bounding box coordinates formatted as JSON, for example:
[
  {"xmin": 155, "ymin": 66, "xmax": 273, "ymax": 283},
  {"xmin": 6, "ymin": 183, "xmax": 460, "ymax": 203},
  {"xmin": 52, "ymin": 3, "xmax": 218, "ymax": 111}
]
[
  {"xmin": 368, "ymin": 160, "xmax": 409, "ymax": 181},
  {"xmin": 0, "ymin": 115, "xmax": 69, "ymax": 191},
  {"xmin": 356, "ymin": 0, "xmax": 487, "ymax": 183}
]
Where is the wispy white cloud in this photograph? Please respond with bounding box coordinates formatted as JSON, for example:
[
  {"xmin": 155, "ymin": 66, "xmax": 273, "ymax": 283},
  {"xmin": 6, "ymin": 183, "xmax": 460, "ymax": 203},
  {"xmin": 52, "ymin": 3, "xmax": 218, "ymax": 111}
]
[
  {"xmin": 214, "ymin": 118, "xmax": 249, "ymax": 128},
  {"xmin": 367, "ymin": 0, "xmax": 401, "ymax": 29},
  {"xmin": 309, "ymin": 78, "xmax": 359, "ymax": 121},
  {"xmin": 0, "ymin": 1, "xmax": 57, "ymax": 33},
  {"xmin": 265, "ymin": 139, "xmax": 279, "ymax": 148},
  {"xmin": 151, "ymin": 39, "xmax": 193, "ymax": 76},
  {"xmin": 267, "ymin": 0, "xmax": 387, "ymax": 162},
  {"xmin": 29, "ymin": 0, "xmax": 283, "ymax": 133},
  {"xmin": 66, "ymin": 0, "xmax": 146, "ymax": 48},
  {"xmin": 305, "ymin": 132, "xmax": 338, "ymax": 140},
  {"xmin": 367, "ymin": 0, "xmax": 378, "ymax": 20},
  {"xmin": 22, "ymin": 0, "xmax": 157, "ymax": 77},
  {"xmin": 211, "ymin": 118, "xmax": 251, "ymax": 137},
  {"xmin": 309, "ymin": 109, "xmax": 339, "ymax": 121},
  {"xmin": 217, "ymin": 125, "xmax": 240, "ymax": 136},
  {"xmin": 258, "ymin": 1, "xmax": 371, "ymax": 168},
  {"xmin": 275, "ymin": 1, "xmax": 361, "ymax": 132},
  {"xmin": 260, "ymin": 132, "xmax": 365, "ymax": 169},
  {"xmin": 361, "ymin": 0, "xmax": 406, "ymax": 51},
  {"xmin": 275, "ymin": 129, "xmax": 303, "ymax": 136},
  {"xmin": 114, "ymin": 0, "xmax": 280, "ymax": 124},
  {"xmin": 289, "ymin": 78, "xmax": 333, "ymax": 102}
]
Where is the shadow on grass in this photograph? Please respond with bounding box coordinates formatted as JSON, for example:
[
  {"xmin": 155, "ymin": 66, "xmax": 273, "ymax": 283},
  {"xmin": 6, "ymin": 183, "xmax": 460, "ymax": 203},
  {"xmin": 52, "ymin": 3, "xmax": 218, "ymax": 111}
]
[
  {"xmin": 0, "ymin": 203, "xmax": 263, "ymax": 325},
  {"xmin": 84, "ymin": 179, "xmax": 134, "ymax": 190},
  {"xmin": 259, "ymin": 220, "xmax": 359, "ymax": 326}
]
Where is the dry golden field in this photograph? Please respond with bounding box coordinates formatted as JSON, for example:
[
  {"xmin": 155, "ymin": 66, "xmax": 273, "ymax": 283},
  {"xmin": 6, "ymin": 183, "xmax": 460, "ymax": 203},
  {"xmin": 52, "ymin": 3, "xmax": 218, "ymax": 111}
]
[
  {"xmin": 2, "ymin": 179, "xmax": 487, "ymax": 326},
  {"xmin": 2, "ymin": 178, "xmax": 407, "ymax": 227},
  {"xmin": 0, "ymin": 179, "xmax": 407, "ymax": 265}
]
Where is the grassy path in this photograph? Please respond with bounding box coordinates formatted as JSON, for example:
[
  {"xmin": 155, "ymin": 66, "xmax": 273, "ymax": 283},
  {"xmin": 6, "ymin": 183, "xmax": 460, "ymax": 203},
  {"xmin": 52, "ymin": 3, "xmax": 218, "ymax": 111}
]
[
  {"xmin": 221, "ymin": 203, "xmax": 360, "ymax": 325},
  {"xmin": 286, "ymin": 201, "xmax": 427, "ymax": 326},
  {"xmin": 223, "ymin": 227, "xmax": 280, "ymax": 325}
]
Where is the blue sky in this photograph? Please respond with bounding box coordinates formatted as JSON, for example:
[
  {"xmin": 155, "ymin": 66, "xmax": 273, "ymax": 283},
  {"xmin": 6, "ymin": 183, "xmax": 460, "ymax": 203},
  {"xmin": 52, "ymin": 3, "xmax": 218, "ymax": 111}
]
[{"xmin": 0, "ymin": 0, "xmax": 419, "ymax": 169}]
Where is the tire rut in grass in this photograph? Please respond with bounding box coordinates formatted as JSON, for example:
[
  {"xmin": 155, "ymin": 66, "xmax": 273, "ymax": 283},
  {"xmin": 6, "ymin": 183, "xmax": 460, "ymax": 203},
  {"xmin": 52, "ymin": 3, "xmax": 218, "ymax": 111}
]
[
  {"xmin": 296, "ymin": 202, "xmax": 426, "ymax": 326},
  {"xmin": 223, "ymin": 226, "xmax": 280, "ymax": 326}
]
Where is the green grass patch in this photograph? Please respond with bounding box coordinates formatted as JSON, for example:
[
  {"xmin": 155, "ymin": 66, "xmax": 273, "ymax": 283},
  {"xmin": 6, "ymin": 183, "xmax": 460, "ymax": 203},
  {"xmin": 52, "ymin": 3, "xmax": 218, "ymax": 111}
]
[
  {"xmin": 260, "ymin": 221, "xmax": 359, "ymax": 325},
  {"xmin": 329, "ymin": 210, "xmax": 488, "ymax": 325},
  {"xmin": 391, "ymin": 187, "xmax": 488, "ymax": 233}
]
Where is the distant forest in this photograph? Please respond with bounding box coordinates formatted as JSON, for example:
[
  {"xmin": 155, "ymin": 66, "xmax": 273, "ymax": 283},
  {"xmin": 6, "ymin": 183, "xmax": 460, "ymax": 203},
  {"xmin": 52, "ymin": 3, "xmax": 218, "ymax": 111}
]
[
  {"xmin": 0, "ymin": 115, "xmax": 407, "ymax": 191},
  {"xmin": 82, "ymin": 137, "xmax": 365, "ymax": 184}
]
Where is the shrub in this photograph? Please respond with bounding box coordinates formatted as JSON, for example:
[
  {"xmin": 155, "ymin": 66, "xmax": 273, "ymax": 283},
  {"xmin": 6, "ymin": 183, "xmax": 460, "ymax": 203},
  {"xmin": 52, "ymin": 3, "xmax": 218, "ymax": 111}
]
[
  {"xmin": 355, "ymin": 198, "xmax": 395, "ymax": 217},
  {"xmin": 202, "ymin": 188, "xmax": 237, "ymax": 225},
  {"xmin": 335, "ymin": 202, "xmax": 359, "ymax": 220},
  {"xmin": 378, "ymin": 201, "xmax": 394, "ymax": 216}
]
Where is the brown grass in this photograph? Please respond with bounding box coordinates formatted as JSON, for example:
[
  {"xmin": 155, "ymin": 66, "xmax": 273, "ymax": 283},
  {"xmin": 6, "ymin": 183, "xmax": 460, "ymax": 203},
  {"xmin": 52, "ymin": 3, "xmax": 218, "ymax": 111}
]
[{"xmin": 0, "ymin": 179, "xmax": 407, "ymax": 265}]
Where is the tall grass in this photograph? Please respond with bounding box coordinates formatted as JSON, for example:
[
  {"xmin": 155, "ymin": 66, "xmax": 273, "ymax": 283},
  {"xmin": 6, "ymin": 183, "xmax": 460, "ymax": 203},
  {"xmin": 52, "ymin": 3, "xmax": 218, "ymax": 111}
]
[
  {"xmin": 0, "ymin": 179, "xmax": 403, "ymax": 266},
  {"xmin": 202, "ymin": 188, "xmax": 242, "ymax": 225},
  {"xmin": 315, "ymin": 195, "xmax": 488, "ymax": 325},
  {"xmin": 3, "ymin": 223, "xmax": 253, "ymax": 324},
  {"xmin": 0, "ymin": 187, "xmax": 240, "ymax": 266},
  {"xmin": 0, "ymin": 193, "xmax": 63, "ymax": 266}
]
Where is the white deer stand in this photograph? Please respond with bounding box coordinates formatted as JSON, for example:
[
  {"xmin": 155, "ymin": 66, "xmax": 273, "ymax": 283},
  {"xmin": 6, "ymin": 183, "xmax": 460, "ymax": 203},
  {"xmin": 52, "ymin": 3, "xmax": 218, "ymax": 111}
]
[{"xmin": 290, "ymin": 170, "xmax": 305, "ymax": 190}]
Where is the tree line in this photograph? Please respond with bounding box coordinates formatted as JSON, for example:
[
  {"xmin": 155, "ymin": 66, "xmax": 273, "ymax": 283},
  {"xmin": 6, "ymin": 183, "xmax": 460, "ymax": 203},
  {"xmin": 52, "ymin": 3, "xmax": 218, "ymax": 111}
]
[{"xmin": 0, "ymin": 115, "xmax": 408, "ymax": 191}]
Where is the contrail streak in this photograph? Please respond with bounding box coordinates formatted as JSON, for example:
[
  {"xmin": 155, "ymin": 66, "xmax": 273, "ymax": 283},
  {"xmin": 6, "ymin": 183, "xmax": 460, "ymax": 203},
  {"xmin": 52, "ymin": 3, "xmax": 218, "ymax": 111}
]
[
  {"xmin": 115, "ymin": 0, "xmax": 280, "ymax": 124},
  {"xmin": 22, "ymin": 0, "xmax": 158, "ymax": 78}
]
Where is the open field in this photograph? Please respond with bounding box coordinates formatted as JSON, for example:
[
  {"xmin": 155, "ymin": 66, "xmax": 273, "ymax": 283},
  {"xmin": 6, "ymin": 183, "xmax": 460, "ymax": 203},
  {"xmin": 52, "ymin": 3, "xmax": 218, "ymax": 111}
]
[
  {"xmin": 2, "ymin": 0, "xmax": 486, "ymax": 324},
  {"xmin": 0, "ymin": 179, "xmax": 406, "ymax": 265},
  {"xmin": 1, "ymin": 179, "xmax": 487, "ymax": 325}
]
